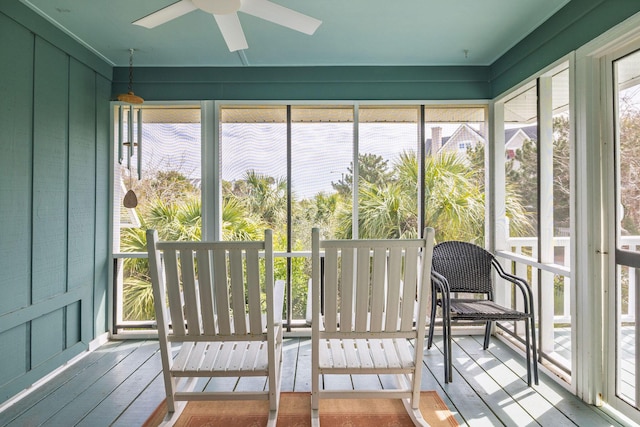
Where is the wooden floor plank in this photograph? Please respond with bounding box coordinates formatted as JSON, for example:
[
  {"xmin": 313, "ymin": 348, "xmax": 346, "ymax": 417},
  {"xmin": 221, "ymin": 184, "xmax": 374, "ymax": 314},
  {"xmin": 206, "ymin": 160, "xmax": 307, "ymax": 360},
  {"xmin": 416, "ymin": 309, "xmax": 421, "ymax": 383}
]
[
  {"xmin": 457, "ymin": 334, "xmax": 575, "ymax": 427},
  {"xmin": 1, "ymin": 336, "xmax": 631, "ymax": 427},
  {"xmin": 424, "ymin": 337, "xmax": 504, "ymax": 426},
  {"xmin": 434, "ymin": 337, "xmax": 540, "ymax": 426},
  {"xmin": 76, "ymin": 348, "xmax": 163, "ymax": 426},
  {"xmin": 37, "ymin": 341, "xmax": 160, "ymax": 426},
  {"xmin": 0, "ymin": 340, "xmax": 127, "ymax": 424},
  {"xmin": 6, "ymin": 340, "xmax": 150, "ymax": 426},
  {"xmin": 281, "ymin": 338, "xmax": 300, "ymax": 392},
  {"xmin": 293, "ymin": 338, "xmax": 312, "ymax": 392},
  {"xmin": 480, "ymin": 335, "xmax": 626, "ymax": 427},
  {"xmin": 111, "ymin": 370, "xmax": 166, "ymax": 427}
]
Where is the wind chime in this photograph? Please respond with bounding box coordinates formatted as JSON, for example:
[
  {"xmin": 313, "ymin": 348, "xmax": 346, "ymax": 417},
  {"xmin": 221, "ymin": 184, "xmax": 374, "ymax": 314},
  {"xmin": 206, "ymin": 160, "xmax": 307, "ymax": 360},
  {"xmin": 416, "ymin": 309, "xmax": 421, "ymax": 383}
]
[{"xmin": 117, "ymin": 49, "xmax": 144, "ymax": 208}]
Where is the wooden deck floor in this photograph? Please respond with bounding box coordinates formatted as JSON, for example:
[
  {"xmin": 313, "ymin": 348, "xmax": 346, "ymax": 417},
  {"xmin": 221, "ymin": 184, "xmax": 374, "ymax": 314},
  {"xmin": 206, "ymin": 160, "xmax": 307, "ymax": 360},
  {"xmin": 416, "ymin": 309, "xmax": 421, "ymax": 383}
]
[{"xmin": 0, "ymin": 335, "xmax": 625, "ymax": 427}]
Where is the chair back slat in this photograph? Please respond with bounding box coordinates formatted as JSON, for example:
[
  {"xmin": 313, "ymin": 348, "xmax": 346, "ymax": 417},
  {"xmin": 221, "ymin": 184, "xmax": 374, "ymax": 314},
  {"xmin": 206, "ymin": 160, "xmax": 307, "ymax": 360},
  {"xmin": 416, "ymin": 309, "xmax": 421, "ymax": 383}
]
[
  {"xmin": 323, "ymin": 247, "xmax": 339, "ymax": 333},
  {"xmin": 432, "ymin": 241, "xmax": 494, "ymax": 294},
  {"xmin": 339, "ymin": 248, "xmax": 355, "ymax": 331},
  {"xmin": 196, "ymin": 249, "xmax": 216, "ymax": 335},
  {"xmin": 355, "ymin": 247, "xmax": 371, "ymax": 332},
  {"xmin": 384, "ymin": 247, "xmax": 402, "ymax": 331},
  {"xmin": 229, "ymin": 248, "xmax": 247, "ymax": 335},
  {"xmin": 164, "ymin": 249, "xmax": 186, "ymax": 336},
  {"xmin": 180, "ymin": 249, "xmax": 201, "ymax": 336},
  {"xmin": 313, "ymin": 230, "xmax": 433, "ymax": 335},
  {"xmin": 369, "ymin": 247, "xmax": 387, "ymax": 332},
  {"xmin": 246, "ymin": 247, "xmax": 263, "ymax": 334},
  {"xmin": 147, "ymin": 231, "xmax": 275, "ymax": 340},
  {"xmin": 213, "ymin": 248, "xmax": 231, "ymax": 335},
  {"xmin": 400, "ymin": 246, "xmax": 419, "ymax": 331}
]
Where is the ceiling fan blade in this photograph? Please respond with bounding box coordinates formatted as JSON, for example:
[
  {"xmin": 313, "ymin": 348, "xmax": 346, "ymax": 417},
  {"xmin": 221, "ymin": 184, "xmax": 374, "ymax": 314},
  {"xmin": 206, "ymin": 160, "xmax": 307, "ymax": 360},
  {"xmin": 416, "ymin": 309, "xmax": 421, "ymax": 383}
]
[
  {"xmin": 213, "ymin": 13, "xmax": 249, "ymax": 52},
  {"xmin": 133, "ymin": 0, "xmax": 198, "ymax": 28},
  {"xmin": 239, "ymin": 0, "xmax": 321, "ymax": 35}
]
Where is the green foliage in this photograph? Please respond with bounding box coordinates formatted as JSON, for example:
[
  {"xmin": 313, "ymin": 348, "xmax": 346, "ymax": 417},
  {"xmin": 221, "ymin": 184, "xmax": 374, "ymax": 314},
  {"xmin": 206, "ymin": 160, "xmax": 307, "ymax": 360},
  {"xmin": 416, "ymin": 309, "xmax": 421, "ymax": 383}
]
[
  {"xmin": 332, "ymin": 153, "xmax": 393, "ymax": 197},
  {"xmin": 424, "ymin": 152, "xmax": 485, "ymax": 243},
  {"xmin": 467, "ymin": 144, "xmax": 533, "ymax": 238},
  {"xmin": 121, "ymin": 142, "xmax": 532, "ymax": 321},
  {"xmin": 505, "ymin": 116, "xmax": 571, "ymax": 236}
]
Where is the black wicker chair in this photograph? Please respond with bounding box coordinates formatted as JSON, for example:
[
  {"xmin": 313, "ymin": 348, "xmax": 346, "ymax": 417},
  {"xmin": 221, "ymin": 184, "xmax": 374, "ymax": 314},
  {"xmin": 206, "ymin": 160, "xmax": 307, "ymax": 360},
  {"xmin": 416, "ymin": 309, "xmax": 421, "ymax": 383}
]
[{"xmin": 427, "ymin": 241, "xmax": 539, "ymax": 386}]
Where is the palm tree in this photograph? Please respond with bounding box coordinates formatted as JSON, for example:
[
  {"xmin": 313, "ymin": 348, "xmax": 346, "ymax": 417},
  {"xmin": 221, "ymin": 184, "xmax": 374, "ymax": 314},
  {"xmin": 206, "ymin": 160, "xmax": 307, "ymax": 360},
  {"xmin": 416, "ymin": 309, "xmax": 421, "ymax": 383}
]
[
  {"xmin": 335, "ymin": 150, "xmax": 506, "ymax": 244},
  {"xmin": 237, "ymin": 170, "xmax": 287, "ymax": 228},
  {"xmin": 423, "ymin": 152, "xmax": 485, "ymax": 243},
  {"xmin": 121, "ymin": 193, "xmax": 263, "ymax": 321}
]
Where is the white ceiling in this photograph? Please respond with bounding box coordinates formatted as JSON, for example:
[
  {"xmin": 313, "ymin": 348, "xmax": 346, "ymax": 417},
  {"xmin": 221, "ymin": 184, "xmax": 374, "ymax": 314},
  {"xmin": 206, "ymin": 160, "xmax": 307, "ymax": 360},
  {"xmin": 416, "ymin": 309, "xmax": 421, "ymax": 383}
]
[{"xmin": 20, "ymin": 0, "xmax": 570, "ymax": 67}]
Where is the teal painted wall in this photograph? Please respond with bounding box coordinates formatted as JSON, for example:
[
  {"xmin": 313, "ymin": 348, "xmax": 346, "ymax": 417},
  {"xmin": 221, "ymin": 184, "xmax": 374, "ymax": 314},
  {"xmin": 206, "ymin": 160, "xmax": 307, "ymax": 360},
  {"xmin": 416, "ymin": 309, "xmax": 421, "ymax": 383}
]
[
  {"xmin": 112, "ymin": 66, "xmax": 492, "ymax": 101},
  {"xmin": 0, "ymin": 3, "xmax": 111, "ymax": 403},
  {"xmin": 113, "ymin": 1, "xmax": 640, "ymax": 102},
  {"xmin": 491, "ymin": 0, "xmax": 640, "ymax": 97}
]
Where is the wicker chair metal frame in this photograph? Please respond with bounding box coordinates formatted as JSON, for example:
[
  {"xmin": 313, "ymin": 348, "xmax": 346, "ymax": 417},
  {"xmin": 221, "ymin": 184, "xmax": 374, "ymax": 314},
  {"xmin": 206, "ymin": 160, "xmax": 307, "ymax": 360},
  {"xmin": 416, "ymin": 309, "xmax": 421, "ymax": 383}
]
[{"xmin": 427, "ymin": 241, "xmax": 539, "ymax": 386}]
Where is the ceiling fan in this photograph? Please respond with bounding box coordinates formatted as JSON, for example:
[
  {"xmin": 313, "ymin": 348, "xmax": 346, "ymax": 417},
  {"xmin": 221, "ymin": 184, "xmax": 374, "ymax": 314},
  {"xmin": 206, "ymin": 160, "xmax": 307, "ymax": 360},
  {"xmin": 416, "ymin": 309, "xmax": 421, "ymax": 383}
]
[{"xmin": 133, "ymin": 0, "xmax": 322, "ymax": 52}]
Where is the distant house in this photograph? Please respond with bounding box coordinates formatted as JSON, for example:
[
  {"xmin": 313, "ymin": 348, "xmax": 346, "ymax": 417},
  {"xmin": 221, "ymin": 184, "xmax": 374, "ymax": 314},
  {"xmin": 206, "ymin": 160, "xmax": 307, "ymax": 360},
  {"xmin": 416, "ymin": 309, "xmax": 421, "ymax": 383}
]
[
  {"xmin": 428, "ymin": 124, "xmax": 537, "ymax": 163},
  {"xmin": 504, "ymin": 125, "xmax": 538, "ymax": 159}
]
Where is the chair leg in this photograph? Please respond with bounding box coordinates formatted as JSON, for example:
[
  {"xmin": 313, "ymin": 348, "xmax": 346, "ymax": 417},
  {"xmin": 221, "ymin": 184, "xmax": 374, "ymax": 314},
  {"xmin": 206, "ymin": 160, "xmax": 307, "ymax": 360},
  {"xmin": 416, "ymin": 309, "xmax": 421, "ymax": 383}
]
[
  {"xmin": 442, "ymin": 298, "xmax": 452, "ymax": 383},
  {"xmin": 531, "ymin": 315, "xmax": 539, "ymax": 385},
  {"xmin": 524, "ymin": 318, "xmax": 532, "ymax": 386},
  {"xmin": 446, "ymin": 313, "xmax": 453, "ymax": 383},
  {"xmin": 483, "ymin": 321, "xmax": 492, "ymax": 350},
  {"xmin": 311, "ymin": 409, "xmax": 320, "ymax": 427},
  {"xmin": 267, "ymin": 409, "xmax": 279, "ymax": 427},
  {"xmin": 427, "ymin": 297, "xmax": 438, "ymax": 349},
  {"xmin": 311, "ymin": 372, "xmax": 320, "ymax": 427},
  {"xmin": 394, "ymin": 374, "xmax": 429, "ymax": 426}
]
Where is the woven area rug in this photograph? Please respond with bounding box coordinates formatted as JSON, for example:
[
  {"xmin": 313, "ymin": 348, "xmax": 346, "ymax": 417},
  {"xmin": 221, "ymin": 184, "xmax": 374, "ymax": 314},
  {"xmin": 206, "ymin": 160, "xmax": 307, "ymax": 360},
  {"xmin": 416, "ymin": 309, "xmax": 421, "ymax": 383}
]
[{"xmin": 144, "ymin": 391, "xmax": 458, "ymax": 426}]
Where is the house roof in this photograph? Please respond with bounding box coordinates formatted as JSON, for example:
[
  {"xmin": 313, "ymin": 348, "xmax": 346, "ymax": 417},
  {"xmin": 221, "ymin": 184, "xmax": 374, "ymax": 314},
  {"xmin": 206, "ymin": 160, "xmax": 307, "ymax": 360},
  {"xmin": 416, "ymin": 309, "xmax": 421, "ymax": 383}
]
[{"xmin": 505, "ymin": 125, "xmax": 537, "ymax": 144}]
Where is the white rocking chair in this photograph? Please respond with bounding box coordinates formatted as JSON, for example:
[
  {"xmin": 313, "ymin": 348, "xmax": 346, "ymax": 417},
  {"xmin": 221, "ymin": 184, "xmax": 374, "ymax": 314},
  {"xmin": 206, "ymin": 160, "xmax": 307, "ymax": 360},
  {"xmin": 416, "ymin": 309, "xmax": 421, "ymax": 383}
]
[
  {"xmin": 310, "ymin": 227, "xmax": 435, "ymax": 427},
  {"xmin": 147, "ymin": 229, "xmax": 284, "ymax": 426}
]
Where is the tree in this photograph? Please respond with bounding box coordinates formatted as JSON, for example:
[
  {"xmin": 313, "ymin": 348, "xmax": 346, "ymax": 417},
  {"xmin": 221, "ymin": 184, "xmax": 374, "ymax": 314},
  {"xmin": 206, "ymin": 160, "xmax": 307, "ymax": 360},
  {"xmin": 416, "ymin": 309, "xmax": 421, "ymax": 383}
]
[
  {"xmin": 134, "ymin": 169, "xmax": 199, "ymax": 207},
  {"xmin": 552, "ymin": 115, "xmax": 571, "ymax": 231},
  {"xmin": 467, "ymin": 144, "xmax": 533, "ymax": 238},
  {"xmin": 505, "ymin": 116, "xmax": 571, "ymax": 236},
  {"xmin": 332, "ymin": 153, "xmax": 393, "ymax": 197},
  {"xmin": 227, "ymin": 170, "xmax": 287, "ymax": 231},
  {"xmin": 423, "ymin": 152, "xmax": 485, "ymax": 243},
  {"xmin": 333, "ymin": 150, "xmax": 498, "ymax": 244},
  {"xmin": 618, "ymin": 106, "xmax": 640, "ymax": 235}
]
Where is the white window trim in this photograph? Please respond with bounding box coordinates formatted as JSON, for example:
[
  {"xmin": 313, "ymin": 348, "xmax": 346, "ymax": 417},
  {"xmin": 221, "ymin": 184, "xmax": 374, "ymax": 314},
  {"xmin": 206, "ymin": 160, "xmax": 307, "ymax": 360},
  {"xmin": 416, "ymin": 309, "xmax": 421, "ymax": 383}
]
[{"xmin": 574, "ymin": 9, "xmax": 640, "ymax": 422}]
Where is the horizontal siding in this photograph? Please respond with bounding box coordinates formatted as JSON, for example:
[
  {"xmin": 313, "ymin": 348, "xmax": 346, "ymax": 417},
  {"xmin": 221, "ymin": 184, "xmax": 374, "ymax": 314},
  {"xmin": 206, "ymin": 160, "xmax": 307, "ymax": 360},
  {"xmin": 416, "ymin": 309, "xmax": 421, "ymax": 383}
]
[{"xmin": 112, "ymin": 66, "xmax": 492, "ymax": 101}]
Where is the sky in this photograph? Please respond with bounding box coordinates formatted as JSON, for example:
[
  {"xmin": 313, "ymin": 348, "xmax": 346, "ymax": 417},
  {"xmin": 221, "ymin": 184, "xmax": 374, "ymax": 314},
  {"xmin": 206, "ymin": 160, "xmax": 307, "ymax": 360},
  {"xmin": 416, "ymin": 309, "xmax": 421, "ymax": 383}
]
[{"xmin": 128, "ymin": 121, "xmax": 480, "ymax": 200}]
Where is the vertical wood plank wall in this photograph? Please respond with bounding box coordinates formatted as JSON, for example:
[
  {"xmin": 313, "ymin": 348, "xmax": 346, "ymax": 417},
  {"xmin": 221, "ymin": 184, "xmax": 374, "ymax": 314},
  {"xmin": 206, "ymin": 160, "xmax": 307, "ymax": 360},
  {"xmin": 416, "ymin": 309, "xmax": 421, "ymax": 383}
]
[{"xmin": 0, "ymin": 10, "xmax": 111, "ymax": 403}]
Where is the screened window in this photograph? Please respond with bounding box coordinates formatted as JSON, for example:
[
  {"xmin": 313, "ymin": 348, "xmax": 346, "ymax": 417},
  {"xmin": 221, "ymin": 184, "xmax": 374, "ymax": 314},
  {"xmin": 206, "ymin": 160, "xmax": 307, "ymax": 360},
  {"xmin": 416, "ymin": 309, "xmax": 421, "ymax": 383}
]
[
  {"xmin": 113, "ymin": 105, "xmax": 202, "ymax": 324},
  {"xmin": 494, "ymin": 61, "xmax": 573, "ymax": 378}
]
